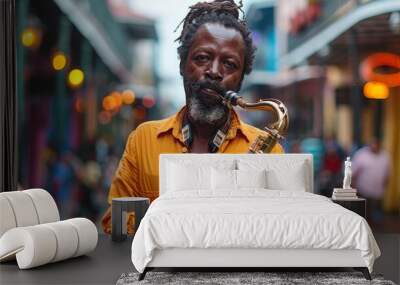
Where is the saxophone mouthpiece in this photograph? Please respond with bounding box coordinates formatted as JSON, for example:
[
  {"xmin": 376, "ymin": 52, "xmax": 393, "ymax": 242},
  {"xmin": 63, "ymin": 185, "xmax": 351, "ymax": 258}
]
[{"xmin": 223, "ymin": 91, "xmax": 241, "ymax": 106}]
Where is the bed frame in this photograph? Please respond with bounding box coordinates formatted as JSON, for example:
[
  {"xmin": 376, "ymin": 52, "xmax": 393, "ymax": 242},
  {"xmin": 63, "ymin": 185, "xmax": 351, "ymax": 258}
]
[
  {"xmin": 139, "ymin": 248, "xmax": 370, "ymax": 280},
  {"xmin": 138, "ymin": 154, "xmax": 372, "ymax": 281}
]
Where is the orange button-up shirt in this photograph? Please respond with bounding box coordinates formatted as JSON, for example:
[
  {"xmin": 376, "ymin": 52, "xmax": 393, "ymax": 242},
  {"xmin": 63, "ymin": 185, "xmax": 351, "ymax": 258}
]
[{"xmin": 101, "ymin": 106, "xmax": 284, "ymax": 234}]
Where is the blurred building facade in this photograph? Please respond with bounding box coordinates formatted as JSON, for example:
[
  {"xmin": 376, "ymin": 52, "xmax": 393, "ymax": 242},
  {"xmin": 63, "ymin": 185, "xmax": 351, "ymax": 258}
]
[
  {"xmin": 244, "ymin": 0, "xmax": 399, "ymax": 213},
  {"xmin": 278, "ymin": 0, "xmax": 399, "ymax": 211},
  {"xmin": 244, "ymin": 1, "xmax": 326, "ymax": 149},
  {"xmin": 16, "ymin": 0, "xmax": 159, "ymax": 222}
]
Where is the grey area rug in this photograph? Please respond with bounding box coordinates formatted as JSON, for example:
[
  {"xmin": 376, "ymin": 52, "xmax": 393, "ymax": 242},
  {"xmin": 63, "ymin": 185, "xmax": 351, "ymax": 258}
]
[{"xmin": 116, "ymin": 272, "xmax": 396, "ymax": 285}]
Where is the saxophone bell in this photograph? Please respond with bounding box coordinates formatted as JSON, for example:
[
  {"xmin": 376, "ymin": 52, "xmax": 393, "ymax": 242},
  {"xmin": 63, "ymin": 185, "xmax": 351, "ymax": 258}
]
[{"xmin": 220, "ymin": 91, "xmax": 289, "ymax": 153}]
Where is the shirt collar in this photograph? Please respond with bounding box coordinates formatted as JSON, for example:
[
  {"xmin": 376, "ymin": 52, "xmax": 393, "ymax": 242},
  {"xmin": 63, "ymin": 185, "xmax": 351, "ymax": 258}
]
[{"xmin": 156, "ymin": 106, "xmax": 251, "ymax": 143}]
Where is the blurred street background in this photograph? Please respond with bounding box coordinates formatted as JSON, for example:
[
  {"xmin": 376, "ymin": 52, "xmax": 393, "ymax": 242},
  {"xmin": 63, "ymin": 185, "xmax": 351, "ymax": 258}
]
[{"xmin": 16, "ymin": 0, "xmax": 399, "ymax": 232}]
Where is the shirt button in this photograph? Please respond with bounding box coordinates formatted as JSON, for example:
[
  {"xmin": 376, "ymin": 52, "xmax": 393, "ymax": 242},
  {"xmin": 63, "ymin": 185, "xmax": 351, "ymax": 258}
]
[{"xmin": 182, "ymin": 147, "xmax": 188, "ymax": 153}]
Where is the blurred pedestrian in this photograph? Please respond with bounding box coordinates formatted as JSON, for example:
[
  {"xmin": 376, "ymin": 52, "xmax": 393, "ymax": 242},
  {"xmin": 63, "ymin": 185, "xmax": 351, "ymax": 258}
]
[
  {"xmin": 49, "ymin": 151, "xmax": 75, "ymax": 219},
  {"xmin": 352, "ymin": 138, "xmax": 391, "ymax": 221},
  {"xmin": 319, "ymin": 137, "xmax": 346, "ymax": 197},
  {"xmin": 289, "ymin": 140, "xmax": 302, "ymax": 153}
]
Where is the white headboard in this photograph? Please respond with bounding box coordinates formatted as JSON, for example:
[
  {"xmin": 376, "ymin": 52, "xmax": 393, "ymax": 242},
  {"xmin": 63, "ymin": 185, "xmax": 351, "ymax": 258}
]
[{"xmin": 159, "ymin": 154, "xmax": 313, "ymax": 194}]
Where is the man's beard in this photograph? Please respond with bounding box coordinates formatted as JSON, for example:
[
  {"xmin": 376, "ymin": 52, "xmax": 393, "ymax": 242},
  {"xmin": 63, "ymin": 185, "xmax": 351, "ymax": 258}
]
[
  {"xmin": 188, "ymin": 96, "xmax": 227, "ymax": 126},
  {"xmin": 184, "ymin": 77, "xmax": 229, "ymax": 126}
]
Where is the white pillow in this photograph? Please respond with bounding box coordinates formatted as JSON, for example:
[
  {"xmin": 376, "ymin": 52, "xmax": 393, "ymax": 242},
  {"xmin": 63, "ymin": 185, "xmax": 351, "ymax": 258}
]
[
  {"xmin": 211, "ymin": 168, "xmax": 237, "ymax": 190},
  {"xmin": 267, "ymin": 168, "xmax": 306, "ymax": 191},
  {"xmin": 211, "ymin": 169, "xmax": 268, "ymax": 190},
  {"xmin": 236, "ymin": 169, "xmax": 267, "ymax": 189},
  {"xmin": 238, "ymin": 159, "xmax": 309, "ymax": 191},
  {"xmin": 167, "ymin": 162, "xmax": 211, "ymax": 191}
]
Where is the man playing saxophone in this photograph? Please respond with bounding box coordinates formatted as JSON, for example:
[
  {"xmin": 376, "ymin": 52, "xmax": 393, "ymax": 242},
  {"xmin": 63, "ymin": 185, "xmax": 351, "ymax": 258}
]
[{"xmin": 102, "ymin": 0, "xmax": 285, "ymax": 234}]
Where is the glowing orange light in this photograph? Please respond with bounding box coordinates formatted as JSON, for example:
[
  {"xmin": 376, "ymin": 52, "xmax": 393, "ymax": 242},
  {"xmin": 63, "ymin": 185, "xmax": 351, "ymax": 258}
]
[
  {"xmin": 110, "ymin": 91, "xmax": 122, "ymax": 108},
  {"xmin": 52, "ymin": 52, "xmax": 67, "ymax": 71},
  {"xmin": 102, "ymin": 95, "xmax": 117, "ymax": 111},
  {"xmin": 21, "ymin": 27, "xmax": 41, "ymax": 48},
  {"xmin": 142, "ymin": 95, "xmax": 156, "ymax": 108},
  {"xmin": 68, "ymin": 69, "xmax": 84, "ymax": 88},
  {"xmin": 360, "ymin": 52, "xmax": 400, "ymax": 87},
  {"xmin": 99, "ymin": 111, "xmax": 112, "ymax": 124},
  {"xmin": 122, "ymin": 90, "xmax": 135, "ymax": 104},
  {"xmin": 363, "ymin": 81, "xmax": 389, "ymax": 99}
]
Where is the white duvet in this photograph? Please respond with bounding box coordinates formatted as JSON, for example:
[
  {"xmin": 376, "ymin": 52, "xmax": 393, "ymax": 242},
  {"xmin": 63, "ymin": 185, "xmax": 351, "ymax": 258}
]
[{"xmin": 131, "ymin": 190, "xmax": 380, "ymax": 273}]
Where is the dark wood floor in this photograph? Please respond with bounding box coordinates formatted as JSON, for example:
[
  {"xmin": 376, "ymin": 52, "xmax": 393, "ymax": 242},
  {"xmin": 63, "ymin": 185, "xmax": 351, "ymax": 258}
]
[
  {"xmin": 373, "ymin": 233, "xmax": 400, "ymax": 284},
  {"xmin": 369, "ymin": 213, "xmax": 400, "ymax": 284}
]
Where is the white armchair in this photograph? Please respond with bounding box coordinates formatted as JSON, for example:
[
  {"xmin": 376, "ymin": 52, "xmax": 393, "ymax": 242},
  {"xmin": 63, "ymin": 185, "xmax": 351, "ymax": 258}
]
[{"xmin": 0, "ymin": 189, "xmax": 97, "ymax": 269}]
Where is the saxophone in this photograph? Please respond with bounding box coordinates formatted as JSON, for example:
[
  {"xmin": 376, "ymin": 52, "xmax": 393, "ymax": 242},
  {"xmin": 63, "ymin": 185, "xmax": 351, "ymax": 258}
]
[{"xmin": 221, "ymin": 91, "xmax": 289, "ymax": 153}]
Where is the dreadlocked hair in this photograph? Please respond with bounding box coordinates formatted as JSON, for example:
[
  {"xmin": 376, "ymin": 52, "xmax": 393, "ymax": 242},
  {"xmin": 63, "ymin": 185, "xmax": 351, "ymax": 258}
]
[{"xmin": 176, "ymin": 0, "xmax": 256, "ymax": 76}]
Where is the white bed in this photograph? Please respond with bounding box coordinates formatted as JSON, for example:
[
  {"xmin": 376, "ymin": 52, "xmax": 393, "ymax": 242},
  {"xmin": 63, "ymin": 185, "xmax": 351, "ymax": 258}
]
[{"xmin": 131, "ymin": 154, "xmax": 380, "ymax": 280}]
